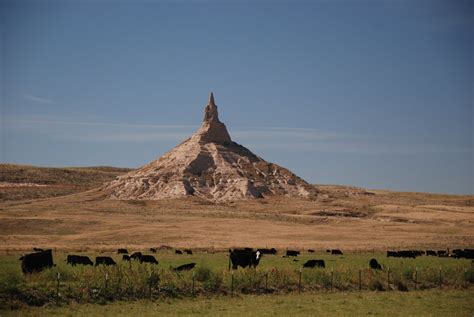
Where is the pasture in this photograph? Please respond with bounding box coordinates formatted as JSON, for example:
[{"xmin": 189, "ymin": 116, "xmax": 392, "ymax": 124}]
[
  {"xmin": 3, "ymin": 290, "xmax": 474, "ymax": 316},
  {"xmin": 1, "ymin": 248, "xmax": 472, "ymax": 312}
]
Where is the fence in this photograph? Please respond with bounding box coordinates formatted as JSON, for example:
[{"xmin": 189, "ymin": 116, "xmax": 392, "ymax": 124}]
[{"xmin": 6, "ymin": 263, "xmax": 471, "ymax": 306}]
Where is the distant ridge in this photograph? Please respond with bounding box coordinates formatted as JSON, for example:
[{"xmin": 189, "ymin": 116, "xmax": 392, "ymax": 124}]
[{"xmin": 102, "ymin": 93, "xmax": 317, "ymax": 201}]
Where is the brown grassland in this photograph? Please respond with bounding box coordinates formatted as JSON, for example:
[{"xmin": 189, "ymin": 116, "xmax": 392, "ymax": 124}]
[{"xmin": 0, "ymin": 164, "xmax": 472, "ymax": 252}]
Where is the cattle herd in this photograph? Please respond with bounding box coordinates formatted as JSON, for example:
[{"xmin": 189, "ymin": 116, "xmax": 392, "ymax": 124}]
[
  {"xmin": 386, "ymin": 249, "xmax": 474, "ymax": 259},
  {"xmin": 18, "ymin": 247, "xmax": 474, "ymax": 275}
]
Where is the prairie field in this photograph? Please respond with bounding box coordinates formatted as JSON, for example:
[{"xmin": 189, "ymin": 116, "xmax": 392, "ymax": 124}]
[
  {"xmin": 0, "ymin": 164, "xmax": 473, "ymax": 315},
  {"xmin": 0, "ymin": 182, "xmax": 472, "ymax": 251}
]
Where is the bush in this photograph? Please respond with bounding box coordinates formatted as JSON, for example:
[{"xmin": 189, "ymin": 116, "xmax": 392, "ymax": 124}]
[
  {"xmin": 195, "ymin": 267, "xmax": 211, "ymax": 282},
  {"xmin": 369, "ymin": 279, "xmax": 385, "ymax": 291},
  {"xmin": 0, "ymin": 269, "xmax": 24, "ymax": 294},
  {"xmin": 396, "ymin": 280, "xmax": 408, "ymax": 292}
]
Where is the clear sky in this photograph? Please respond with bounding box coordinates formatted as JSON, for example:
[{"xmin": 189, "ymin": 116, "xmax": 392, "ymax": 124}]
[{"xmin": 1, "ymin": 0, "xmax": 472, "ymax": 194}]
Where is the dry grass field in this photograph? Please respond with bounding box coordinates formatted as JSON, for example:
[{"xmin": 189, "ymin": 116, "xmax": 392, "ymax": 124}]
[{"xmin": 0, "ymin": 164, "xmax": 472, "ymax": 252}]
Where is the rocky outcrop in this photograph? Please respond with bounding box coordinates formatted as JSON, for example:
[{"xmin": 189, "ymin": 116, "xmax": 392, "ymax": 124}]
[{"xmin": 102, "ymin": 93, "xmax": 317, "ymax": 201}]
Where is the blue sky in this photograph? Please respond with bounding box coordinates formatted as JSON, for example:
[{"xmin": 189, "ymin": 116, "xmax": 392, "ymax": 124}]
[{"xmin": 1, "ymin": 0, "xmax": 472, "ymax": 194}]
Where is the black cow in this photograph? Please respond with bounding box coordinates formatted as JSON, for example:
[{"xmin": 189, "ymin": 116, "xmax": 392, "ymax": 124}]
[
  {"xmin": 229, "ymin": 249, "xmax": 262, "ymax": 270},
  {"xmin": 303, "ymin": 259, "xmax": 325, "ymax": 268},
  {"xmin": 67, "ymin": 255, "xmax": 93, "ymax": 266},
  {"xmin": 387, "ymin": 251, "xmax": 398, "ymax": 257},
  {"xmin": 175, "ymin": 250, "xmax": 183, "ymax": 255},
  {"xmin": 398, "ymin": 251, "xmax": 417, "ymax": 258},
  {"xmin": 426, "ymin": 250, "xmax": 437, "ymax": 256},
  {"xmin": 117, "ymin": 248, "xmax": 128, "ymax": 254},
  {"xmin": 452, "ymin": 249, "xmax": 474, "ymax": 259},
  {"xmin": 20, "ymin": 249, "xmax": 54, "ymax": 274},
  {"xmin": 437, "ymin": 250, "xmax": 447, "ymax": 256},
  {"xmin": 258, "ymin": 248, "xmax": 277, "ymax": 255},
  {"xmin": 326, "ymin": 249, "xmax": 331, "ymax": 253},
  {"xmin": 286, "ymin": 250, "xmax": 300, "ymax": 257},
  {"xmin": 150, "ymin": 248, "xmax": 157, "ymax": 253},
  {"xmin": 140, "ymin": 255, "xmax": 159, "ymax": 264},
  {"xmin": 308, "ymin": 249, "xmax": 315, "ymax": 253},
  {"xmin": 185, "ymin": 249, "xmax": 193, "ymax": 255},
  {"xmin": 173, "ymin": 262, "xmax": 196, "ymax": 271},
  {"xmin": 95, "ymin": 256, "xmax": 116, "ymax": 266},
  {"xmin": 369, "ymin": 258, "xmax": 382, "ymax": 270},
  {"xmin": 331, "ymin": 249, "xmax": 343, "ymax": 255},
  {"xmin": 130, "ymin": 252, "xmax": 143, "ymax": 260},
  {"xmin": 122, "ymin": 255, "xmax": 131, "ymax": 261}
]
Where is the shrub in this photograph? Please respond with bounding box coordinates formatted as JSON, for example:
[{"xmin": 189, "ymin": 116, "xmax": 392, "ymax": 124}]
[
  {"xmin": 369, "ymin": 279, "xmax": 385, "ymax": 291},
  {"xmin": 396, "ymin": 280, "xmax": 408, "ymax": 292},
  {"xmin": 0, "ymin": 269, "xmax": 24, "ymax": 294},
  {"xmin": 195, "ymin": 267, "xmax": 212, "ymax": 282}
]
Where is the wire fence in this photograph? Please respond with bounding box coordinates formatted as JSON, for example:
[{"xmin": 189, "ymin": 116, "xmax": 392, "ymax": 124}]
[{"xmin": 3, "ymin": 263, "xmax": 472, "ymax": 306}]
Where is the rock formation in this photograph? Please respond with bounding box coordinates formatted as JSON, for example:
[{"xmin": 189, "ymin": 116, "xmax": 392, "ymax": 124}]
[{"xmin": 102, "ymin": 93, "xmax": 317, "ymax": 201}]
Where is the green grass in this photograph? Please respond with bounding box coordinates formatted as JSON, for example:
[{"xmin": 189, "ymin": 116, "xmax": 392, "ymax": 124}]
[
  {"xmin": 0, "ymin": 250, "xmax": 472, "ymax": 310},
  {"xmin": 2, "ymin": 290, "xmax": 473, "ymax": 316}
]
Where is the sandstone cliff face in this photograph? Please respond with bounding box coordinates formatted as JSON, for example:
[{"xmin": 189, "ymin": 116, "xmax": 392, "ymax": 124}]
[{"xmin": 103, "ymin": 93, "xmax": 317, "ymax": 201}]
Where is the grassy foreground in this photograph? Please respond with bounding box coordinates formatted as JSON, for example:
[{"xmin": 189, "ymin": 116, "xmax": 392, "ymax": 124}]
[{"xmin": 2, "ymin": 290, "xmax": 473, "ymax": 316}]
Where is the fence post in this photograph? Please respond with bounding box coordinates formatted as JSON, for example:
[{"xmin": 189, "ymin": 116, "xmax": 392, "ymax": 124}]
[
  {"xmin": 192, "ymin": 271, "xmax": 194, "ymax": 296},
  {"xmin": 414, "ymin": 267, "xmax": 418, "ymax": 290},
  {"xmin": 148, "ymin": 272, "xmax": 152, "ymax": 300},
  {"xmin": 358, "ymin": 269, "xmax": 362, "ymax": 291},
  {"xmin": 464, "ymin": 268, "xmax": 467, "ymax": 288},
  {"xmin": 439, "ymin": 267, "xmax": 442, "ymax": 289},
  {"xmin": 104, "ymin": 272, "xmax": 109, "ymax": 297},
  {"xmin": 331, "ymin": 269, "xmax": 335, "ymax": 292},
  {"xmin": 231, "ymin": 270, "xmax": 234, "ymax": 298},
  {"xmin": 56, "ymin": 272, "xmax": 61, "ymax": 303},
  {"xmin": 298, "ymin": 267, "xmax": 302, "ymax": 293},
  {"xmin": 387, "ymin": 267, "xmax": 390, "ymax": 290}
]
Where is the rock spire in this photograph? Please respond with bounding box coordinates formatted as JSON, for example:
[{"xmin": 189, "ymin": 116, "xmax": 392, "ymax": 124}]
[
  {"xmin": 102, "ymin": 93, "xmax": 317, "ymax": 201},
  {"xmin": 195, "ymin": 92, "xmax": 231, "ymax": 144}
]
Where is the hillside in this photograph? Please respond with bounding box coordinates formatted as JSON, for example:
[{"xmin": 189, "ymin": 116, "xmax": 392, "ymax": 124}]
[
  {"xmin": 0, "ymin": 164, "xmax": 131, "ymax": 201},
  {"xmin": 0, "ymin": 178, "xmax": 472, "ymax": 251}
]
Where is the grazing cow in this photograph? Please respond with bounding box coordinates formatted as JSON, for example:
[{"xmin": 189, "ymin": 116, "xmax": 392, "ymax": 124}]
[
  {"xmin": 175, "ymin": 250, "xmax": 183, "ymax": 255},
  {"xmin": 258, "ymin": 248, "xmax": 277, "ymax": 255},
  {"xmin": 20, "ymin": 249, "xmax": 54, "ymax": 274},
  {"xmin": 387, "ymin": 251, "xmax": 398, "ymax": 257},
  {"xmin": 184, "ymin": 249, "xmax": 193, "ymax": 255},
  {"xmin": 331, "ymin": 249, "xmax": 343, "ymax": 255},
  {"xmin": 286, "ymin": 250, "xmax": 300, "ymax": 257},
  {"xmin": 426, "ymin": 250, "xmax": 437, "ymax": 256},
  {"xmin": 369, "ymin": 258, "xmax": 382, "ymax": 270},
  {"xmin": 33, "ymin": 247, "xmax": 45, "ymax": 252},
  {"xmin": 326, "ymin": 249, "xmax": 331, "ymax": 253},
  {"xmin": 95, "ymin": 256, "xmax": 116, "ymax": 266},
  {"xmin": 303, "ymin": 259, "xmax": 325, "ymax": 268},
  {"xmin": 130, "ymin": 252, "xmax": 143, "ymax": 260},
  {"xmin": 308, "ymin": 249, "xmax": 315, "ymax": 253},
  {"xmin": 229, "ymin": 249, "xmax": 261, "ymax": 270},
  {"xmin": 398, "ymin": 251, "xmax": 416, "ymax": 258},
  {"xmin": 437, "ymin": 250, "xmax": 447, "ymax": 256},
  {"xmin": 117, "ymin": 248, "xmax": 128, "ymax": 254},
  {"xmin": 173, "ymin": 263, "xmax": 196, "ymax": 271},
  {"xmin": 122, "ymin": 255, "xmax": 130, "ymax": 261},
  {"xmin": 140, "ymin": 255, "xmax": 159, "ymax": 264},
  {"xmin": 150, "ymin": 248, "xmax": 157, "ymax": 253},
  {"xmin": 66, "ymin": 255, "xmax": 93, "ymax": 266},
  {"xmin": 452, "ymin": 249, "xmax": 474, "ymax": 259}
]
